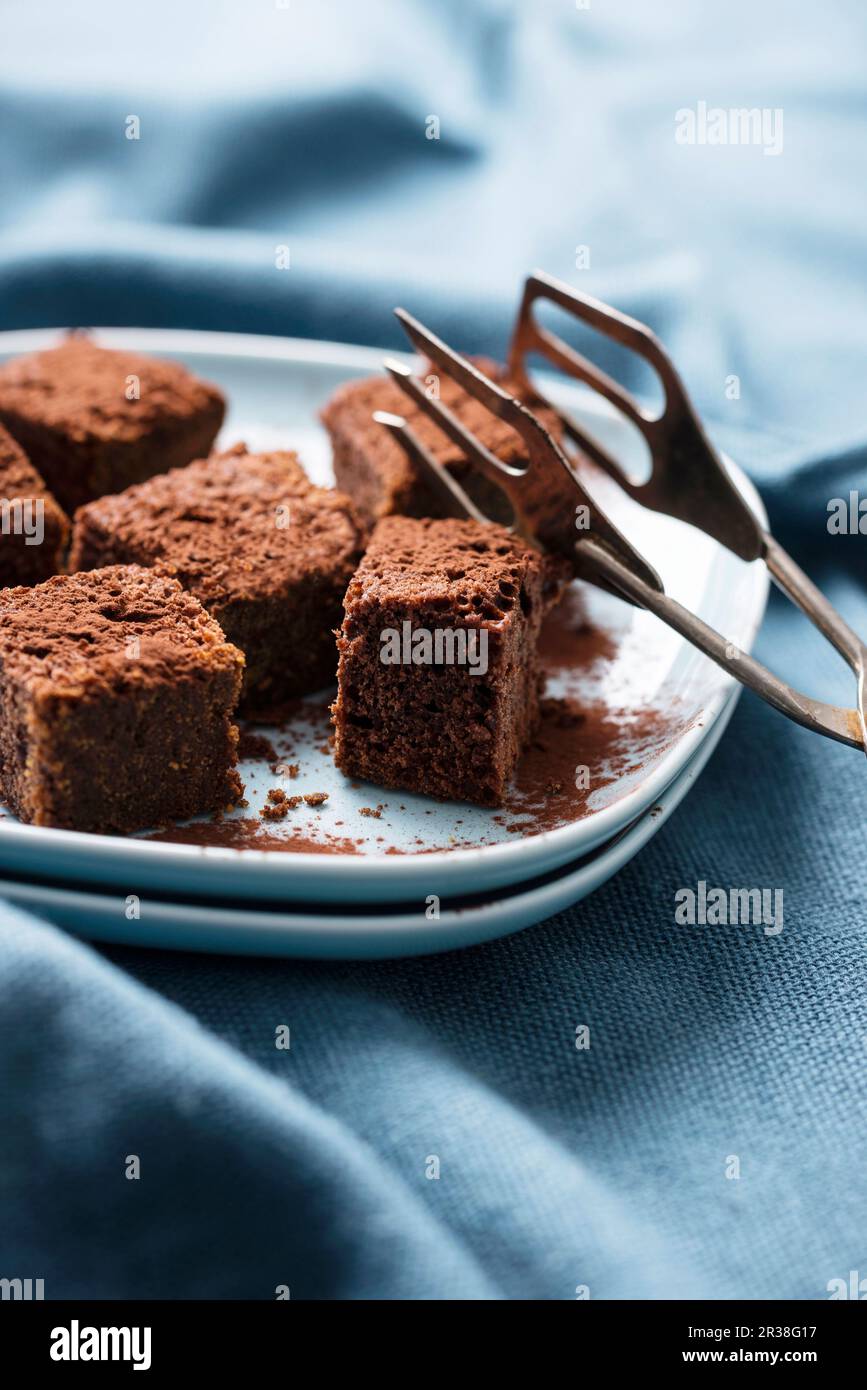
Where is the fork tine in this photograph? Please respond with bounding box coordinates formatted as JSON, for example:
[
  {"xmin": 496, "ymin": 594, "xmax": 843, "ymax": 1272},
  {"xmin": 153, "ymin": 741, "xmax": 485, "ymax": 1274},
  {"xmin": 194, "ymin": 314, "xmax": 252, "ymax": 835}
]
[
  {"xmin": 510, "ymin": 270, "xmax": 765, "ymax": 561},
  {"xmin": 387, "ymin": 315, "xmax": 664, "ymax": 594},
  {"xmin": 383, "ymin": 358, "xmax": 517, "ymax": 489},
  {"xmin": 507, "ymin": 271, "xmax": 665, "ymax": 485},
  {"xmin": 394, "ymin": 310, "xmax": 598, "ymax": 488},
  {"xmin": 526, "ymin": 321, "xmax": 650, "ymax": 432},
  {"xmin": 373, "ymin": 410, "xmax": 490, "ymax": 524},
  {"xmin": 513, "ymin": 270, "xmax": 679, "ymax": 397},
  {"xmin": 394, "ymin": 308, "xmax": 530, "ymax": 436},
  {"xmin": 553, "ymin": 410, "xmax": 641, "ymax": 482},
  {"xmin": 513, "ymin": 275, "xmax": 650, "ymax": 430}
]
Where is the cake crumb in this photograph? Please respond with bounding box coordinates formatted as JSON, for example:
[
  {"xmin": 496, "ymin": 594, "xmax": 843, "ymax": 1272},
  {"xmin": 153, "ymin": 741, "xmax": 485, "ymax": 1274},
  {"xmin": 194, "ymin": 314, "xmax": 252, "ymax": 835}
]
[
  {"xmin": 262, "ymin": 786, "xmax": 302, "ymax": 820},
  {"xmin": 304, "ymin": 791, "xmax": 329, "ymax": 807},
  {"xmin": 359, "ymin": 806, "xmax": 382, "ymax": 819}
]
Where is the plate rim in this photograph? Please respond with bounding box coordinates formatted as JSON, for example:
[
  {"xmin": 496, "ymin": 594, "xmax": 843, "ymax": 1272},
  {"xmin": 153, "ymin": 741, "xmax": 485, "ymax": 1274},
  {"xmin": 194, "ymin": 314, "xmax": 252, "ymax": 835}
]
[
  {"xmin": 0, "ymin": 686, "xmax": 735, "ymax": 958},
  {"xmin": 0, "ymin": 325, "xmax": 770, "ymax": 898}
]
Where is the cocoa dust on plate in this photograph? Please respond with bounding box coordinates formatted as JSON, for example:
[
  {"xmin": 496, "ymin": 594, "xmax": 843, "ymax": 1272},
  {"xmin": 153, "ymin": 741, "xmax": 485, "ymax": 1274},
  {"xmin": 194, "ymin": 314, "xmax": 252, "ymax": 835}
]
[
  {"xmin": 504, "ymin": 585, "xmax": 687, "ymax": 835},
  {"xmin": 141, "ymin": 591, "xmax": 691, "ymax": 853},
  {"xmin": 500, "ymin": 697, "xmax": 676, "ymax": 835},
  {"xmin": 535, "ymin": 583, "xmax": 617, "ymax": 676},
  {"xmin": 146, "ymin": 817, "xmax": 362, "ymax": 855}
]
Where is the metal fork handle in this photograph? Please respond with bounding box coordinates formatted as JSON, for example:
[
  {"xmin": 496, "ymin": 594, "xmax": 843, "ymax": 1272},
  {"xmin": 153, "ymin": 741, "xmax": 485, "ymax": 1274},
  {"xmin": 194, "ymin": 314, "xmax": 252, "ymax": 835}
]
[
  {"xmin": 763, "ymin": 533, "xmax": 866, "ymax": 665},
  {"xmin": 579, "ymin": 537, "xmax": 864, "ymax": 750},
  {"xmin": 762, "ymin": 533, "xmax": 867, "ymax": 753}
]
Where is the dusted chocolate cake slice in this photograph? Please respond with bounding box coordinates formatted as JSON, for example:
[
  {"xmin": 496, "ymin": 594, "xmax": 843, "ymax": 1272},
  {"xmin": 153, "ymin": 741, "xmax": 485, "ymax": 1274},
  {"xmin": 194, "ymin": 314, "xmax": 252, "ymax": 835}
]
[
  {"xmin": 0, "ymin": 423, "xmax": 69, "ymax": 587},
  {"xmin": 70, "ymin": 445, "xmax": 365, "ymax": 713},
  {"xmin": 0, "ymin": 335, "xmax": 225, "ymax": 513},
  {"xmin": 0, "ymin": 566, "xmax": 244, "ymax": 833},
  {"xmin": 320, "ymin": 357, "xmax": 567, "ymax": 527},
  {"xmin": 332, "ymin": 516, "xmax": 566, "ymax": 806}
]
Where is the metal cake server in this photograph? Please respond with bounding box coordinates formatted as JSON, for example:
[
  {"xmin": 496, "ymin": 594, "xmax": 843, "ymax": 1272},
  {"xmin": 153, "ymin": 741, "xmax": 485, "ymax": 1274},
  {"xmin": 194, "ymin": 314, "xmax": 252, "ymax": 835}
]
[{"xmin": 376, "ymin": 290, "xmax": 867, "ymax": 753}]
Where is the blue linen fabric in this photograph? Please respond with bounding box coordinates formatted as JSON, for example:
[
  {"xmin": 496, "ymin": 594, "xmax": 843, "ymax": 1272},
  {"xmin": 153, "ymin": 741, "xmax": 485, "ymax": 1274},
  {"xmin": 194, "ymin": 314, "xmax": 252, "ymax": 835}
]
[{"xmin": 1, "ymin": 0, "xmax": 866, "ymax": 1299}]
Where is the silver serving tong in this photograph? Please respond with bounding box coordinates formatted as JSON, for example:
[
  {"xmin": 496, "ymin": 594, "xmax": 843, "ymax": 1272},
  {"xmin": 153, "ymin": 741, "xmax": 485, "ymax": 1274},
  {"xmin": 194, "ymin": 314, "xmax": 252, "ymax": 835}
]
[{"xmin": 376, "ymin": 281, "xmax": 867, "ymax": 753}]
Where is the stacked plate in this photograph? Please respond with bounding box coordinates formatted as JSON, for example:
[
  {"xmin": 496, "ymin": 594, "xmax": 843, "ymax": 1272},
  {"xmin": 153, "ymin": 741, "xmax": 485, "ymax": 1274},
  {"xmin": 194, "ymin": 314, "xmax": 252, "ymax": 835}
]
[{"xmin": 0, "ymin": 329, "xmax": 769, "ymax": 958}]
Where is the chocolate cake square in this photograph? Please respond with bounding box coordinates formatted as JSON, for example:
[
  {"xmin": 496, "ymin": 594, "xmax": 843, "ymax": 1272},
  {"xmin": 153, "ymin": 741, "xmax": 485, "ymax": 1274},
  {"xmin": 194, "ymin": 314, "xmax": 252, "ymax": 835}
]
[
  {"xmin": 0, "ymin": 566, "xmax": 244, "ymax": 833},
  {"xmin": 320, "ymin": 357, "xmax": 566, "ymax": 527},
  {"xmin": 0, "ymin": 335, "xmax": 225, "ymax": 513},
  {"xmin": 70, "ymin": 445, "xmax": 365, "ymax": 714},
  {"xmin": 0, "ymin": 423, "xmax": 69, "ymax": 587},
  {"xmin": 332, "ymin": 516, "xmax": 565, "ymax": 806}
]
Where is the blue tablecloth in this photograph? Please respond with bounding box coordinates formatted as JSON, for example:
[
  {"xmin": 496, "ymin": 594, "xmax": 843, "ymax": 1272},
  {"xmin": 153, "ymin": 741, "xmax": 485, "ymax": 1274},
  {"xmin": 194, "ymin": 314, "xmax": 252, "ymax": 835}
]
[{"xmin": 1, "ymin": 0, "xmax": 866, "ymax": 1299}]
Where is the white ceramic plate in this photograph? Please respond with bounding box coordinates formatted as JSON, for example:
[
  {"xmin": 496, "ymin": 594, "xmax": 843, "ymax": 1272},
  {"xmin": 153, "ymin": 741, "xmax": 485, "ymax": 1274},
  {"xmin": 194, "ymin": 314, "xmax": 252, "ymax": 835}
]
[
  {"xmin": 0, "ymin": 690, "xmax": 733, "ymax": 958},
  {"xmin": 0, "ymin": 327, "xmax": 769, "ymax": 909}
]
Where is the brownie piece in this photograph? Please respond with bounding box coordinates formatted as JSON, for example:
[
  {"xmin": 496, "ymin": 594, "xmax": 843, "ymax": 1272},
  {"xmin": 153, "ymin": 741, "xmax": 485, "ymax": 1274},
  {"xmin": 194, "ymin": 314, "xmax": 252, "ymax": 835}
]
[
  {"xmin": 320, "ymin": 357, "xmax": 566, "ymax": 527},
  {"xmin": 332, "ymin": 516, "xmax": 565, "ymax": 807},
  {"xmin": 0, "ymin": 566, "xmax": 244, "ymax": 833},
  {"xmin": 0, "ymin": 423, "xmax": 69, "ymax": 587},
  {"xmin": 70, "ymin": 445, "xmax": 365, "ymax": 713},
  {"xmin": 0, "ymin": 335, "xmax": 225, "ymax": 513}
]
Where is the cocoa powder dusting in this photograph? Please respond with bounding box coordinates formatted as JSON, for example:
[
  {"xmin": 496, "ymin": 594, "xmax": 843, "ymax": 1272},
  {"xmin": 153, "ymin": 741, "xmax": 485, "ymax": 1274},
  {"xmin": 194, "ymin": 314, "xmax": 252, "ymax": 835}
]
[
  {"xmin": 144, "ymin": 817, "xmax": 361, "ymax": 854},
  {"xmin": 502, "ymin": 695, "xmax": 677, "ymax": 833},
  {"xmin": 536, "ymin": 586, "xmax": 617, "ymax": 675}
]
